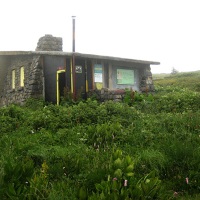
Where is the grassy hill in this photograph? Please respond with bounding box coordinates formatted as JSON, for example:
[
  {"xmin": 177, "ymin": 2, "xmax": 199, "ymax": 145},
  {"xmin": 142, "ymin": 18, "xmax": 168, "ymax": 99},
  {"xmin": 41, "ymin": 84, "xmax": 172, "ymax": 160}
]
[{"xmin": 153, "ymin": 70, "xmax": 200, "ymax": 92}]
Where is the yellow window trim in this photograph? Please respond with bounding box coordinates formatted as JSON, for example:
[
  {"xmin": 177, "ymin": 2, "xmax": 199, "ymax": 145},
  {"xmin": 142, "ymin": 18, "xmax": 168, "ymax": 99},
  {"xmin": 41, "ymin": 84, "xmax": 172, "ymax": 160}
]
[
  {"xmin": 12, "ymin": 70, "xmax": 15, "ymax": 89},
  {"xmin": 20, "ymin": 66, "xmax": 24, "ymax": 87}
]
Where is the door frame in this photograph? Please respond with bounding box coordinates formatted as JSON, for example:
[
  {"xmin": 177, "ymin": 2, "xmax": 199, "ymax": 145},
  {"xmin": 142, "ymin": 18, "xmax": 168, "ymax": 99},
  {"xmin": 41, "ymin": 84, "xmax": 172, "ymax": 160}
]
[{"xmin": 56, "ymin": 69, "xmax": 66, "ymax": 105}]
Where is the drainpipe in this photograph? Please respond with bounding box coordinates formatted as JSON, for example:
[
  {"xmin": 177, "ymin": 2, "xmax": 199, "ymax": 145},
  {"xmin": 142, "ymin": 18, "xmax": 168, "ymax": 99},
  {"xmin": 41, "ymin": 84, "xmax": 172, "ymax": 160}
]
[
  {"xmin": 85, "ymin": 60, "xmax": 88, "ymax": 93},
  {"xmin": 72, "ymin": 16, "xmax": 76, "ymax": 100}
]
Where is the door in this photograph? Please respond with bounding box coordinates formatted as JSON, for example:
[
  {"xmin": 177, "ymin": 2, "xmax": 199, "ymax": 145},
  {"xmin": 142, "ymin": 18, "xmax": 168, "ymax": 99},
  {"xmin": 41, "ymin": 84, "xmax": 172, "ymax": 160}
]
[
  {"xmin": 57, "ymin": 70, "xmax": 66, "ymax": 105},
  {"xmin": 44, "ymin": 56, "xmax": 65, "ymax": 103}
]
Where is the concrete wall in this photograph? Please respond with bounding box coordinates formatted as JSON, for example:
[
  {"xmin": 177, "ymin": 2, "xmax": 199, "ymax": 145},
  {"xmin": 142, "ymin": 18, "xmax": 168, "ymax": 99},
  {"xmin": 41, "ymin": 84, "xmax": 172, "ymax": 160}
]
[
  {"xmin": 91, "ymin": 60, "xmax": 154, "ymax": 93},
  {"xmin": 106, "ymin": 61, "xmax": 150, "ymax": 91},
  {"xmin": 109, "ymin": 64, "xmax": 140, "ymax": 91}
]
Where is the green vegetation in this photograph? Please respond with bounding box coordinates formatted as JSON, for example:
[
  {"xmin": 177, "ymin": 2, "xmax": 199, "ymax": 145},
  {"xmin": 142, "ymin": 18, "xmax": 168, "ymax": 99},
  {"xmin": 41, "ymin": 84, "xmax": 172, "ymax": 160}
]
[
  {"xmin": 153, "ymin": 70, "xmax": 200, "ymax": 92},
  {"xmin": 0, "ymin": 71, "xmax": 200, "ymax": 199}
]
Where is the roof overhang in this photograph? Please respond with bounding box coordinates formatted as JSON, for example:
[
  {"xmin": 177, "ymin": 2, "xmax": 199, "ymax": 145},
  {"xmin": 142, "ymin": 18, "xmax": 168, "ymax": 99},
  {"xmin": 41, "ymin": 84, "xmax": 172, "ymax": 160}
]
[{"xmin": 0, "ymin": 51, "xmax": 160, "ymax": 65}]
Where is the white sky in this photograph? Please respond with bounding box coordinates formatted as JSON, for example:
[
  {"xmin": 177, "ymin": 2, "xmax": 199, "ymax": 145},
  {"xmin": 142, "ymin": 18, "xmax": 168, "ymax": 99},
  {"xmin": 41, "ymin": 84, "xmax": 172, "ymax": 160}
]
[{"xmin": 0, "ymin": 0, "xmax": 199, "ymax": 73}]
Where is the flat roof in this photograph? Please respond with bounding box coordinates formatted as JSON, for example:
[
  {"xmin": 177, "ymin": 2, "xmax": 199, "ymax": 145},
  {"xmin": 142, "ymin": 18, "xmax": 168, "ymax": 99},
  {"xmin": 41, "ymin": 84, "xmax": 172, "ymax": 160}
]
[{"xmin": 0, "ymin": 51, "xmax": 160, "ymax": 65}]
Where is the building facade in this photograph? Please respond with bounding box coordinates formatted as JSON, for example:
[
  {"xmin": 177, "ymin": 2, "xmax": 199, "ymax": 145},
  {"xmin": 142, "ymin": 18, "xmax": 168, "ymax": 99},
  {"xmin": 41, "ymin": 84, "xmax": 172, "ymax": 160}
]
[{"xmin": 0, "ymin": 35, "xmax": 159, "ymax": 106}]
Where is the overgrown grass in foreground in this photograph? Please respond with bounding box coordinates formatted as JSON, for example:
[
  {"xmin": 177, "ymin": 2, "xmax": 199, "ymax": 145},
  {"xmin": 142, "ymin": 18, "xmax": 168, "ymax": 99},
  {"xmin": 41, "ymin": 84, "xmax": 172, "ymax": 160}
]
[{"xmin": 0, "ymin": 86, "xmax": 200, "ymax": 199}]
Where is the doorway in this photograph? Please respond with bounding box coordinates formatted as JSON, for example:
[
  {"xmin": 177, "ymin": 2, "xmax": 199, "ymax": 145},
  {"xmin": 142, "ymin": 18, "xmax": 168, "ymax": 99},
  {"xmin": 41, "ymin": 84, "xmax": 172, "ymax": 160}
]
[{"xmin": 56, "ymin": 70, "xmax": 66, "ymax": 105}]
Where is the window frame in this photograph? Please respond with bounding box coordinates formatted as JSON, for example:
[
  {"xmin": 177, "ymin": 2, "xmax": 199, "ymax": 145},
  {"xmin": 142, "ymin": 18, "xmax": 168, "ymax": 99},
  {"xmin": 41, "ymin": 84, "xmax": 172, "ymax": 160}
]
[
  {"xmin": 20, "ymin": 66, "xmax": 25, "ymax": 87},
  {"xmin": 116, "ymin": 68, "xmax": 134, "ymax": 85},
  {"xmin": 12, "ymin": 69, "xmax": 15, "ymax": 89}
]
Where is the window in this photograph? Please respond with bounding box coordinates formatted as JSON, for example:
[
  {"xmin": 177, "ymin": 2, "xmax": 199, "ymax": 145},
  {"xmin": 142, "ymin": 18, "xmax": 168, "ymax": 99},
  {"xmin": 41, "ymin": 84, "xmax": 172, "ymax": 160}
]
[
  {"xmin": 117, "ymin": 69, "xmax": 134, "ymax": 85},
  {"xmin": 20, "ymin": 66, "xmax": 24, "ymax": 87},
  {"xmin": 12, "ymin": 70, "xmax": 15, "ymax": 89},
  {"xmin": 94, "ymin": 64, "xmax": 103, "ymax": 89},
  {"xmin": 94, "ymin": 64, "xmax": 103, "ymax": 83}
]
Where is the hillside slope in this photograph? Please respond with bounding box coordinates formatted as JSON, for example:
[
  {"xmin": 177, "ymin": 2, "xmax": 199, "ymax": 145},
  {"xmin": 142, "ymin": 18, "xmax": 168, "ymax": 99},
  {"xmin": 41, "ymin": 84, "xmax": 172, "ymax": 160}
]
[{"xmin": 153, "ymin": 70, "xmax": 200, "ymax": 92}]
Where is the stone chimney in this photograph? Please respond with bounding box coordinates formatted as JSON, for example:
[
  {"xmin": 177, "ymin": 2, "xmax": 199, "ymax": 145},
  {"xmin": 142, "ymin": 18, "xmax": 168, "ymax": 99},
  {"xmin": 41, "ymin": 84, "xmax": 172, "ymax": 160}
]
[{"xmin": 35, "ymin": 34, "xmax": 63, "ymax": 51}]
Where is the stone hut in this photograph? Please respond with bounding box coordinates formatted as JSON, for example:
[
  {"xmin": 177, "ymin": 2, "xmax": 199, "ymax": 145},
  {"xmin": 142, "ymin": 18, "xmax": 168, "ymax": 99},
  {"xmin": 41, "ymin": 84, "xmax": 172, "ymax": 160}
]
[{"xmin": 0, "ymin": 35, "xmax": 159, "ymax": 106}]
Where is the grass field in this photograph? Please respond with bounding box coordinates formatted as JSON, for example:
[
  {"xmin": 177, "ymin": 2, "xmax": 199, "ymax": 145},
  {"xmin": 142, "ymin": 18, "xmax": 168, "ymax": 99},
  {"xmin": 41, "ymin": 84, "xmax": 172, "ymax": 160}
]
[
  {"xmin": 0, "ymin": 71, "xmax": 200, "ymax": 199},
  {"xmin": 153, "ymin": 70, "xmax": 200, "ymax": 92}
]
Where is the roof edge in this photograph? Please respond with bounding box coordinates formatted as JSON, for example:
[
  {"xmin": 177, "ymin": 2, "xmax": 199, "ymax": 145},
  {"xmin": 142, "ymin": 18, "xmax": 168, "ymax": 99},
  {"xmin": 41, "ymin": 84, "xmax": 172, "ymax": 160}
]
[{"xmin": 0, "ymin": 51, "xmax": 160, "ymax": 65}]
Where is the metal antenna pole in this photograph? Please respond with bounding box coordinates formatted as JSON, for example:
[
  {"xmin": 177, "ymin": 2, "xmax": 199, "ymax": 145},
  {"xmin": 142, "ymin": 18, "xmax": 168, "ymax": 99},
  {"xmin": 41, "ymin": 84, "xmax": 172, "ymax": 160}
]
[{"xmin": 72, "ymin": 16, "xmax": 76, "ymax": 100}]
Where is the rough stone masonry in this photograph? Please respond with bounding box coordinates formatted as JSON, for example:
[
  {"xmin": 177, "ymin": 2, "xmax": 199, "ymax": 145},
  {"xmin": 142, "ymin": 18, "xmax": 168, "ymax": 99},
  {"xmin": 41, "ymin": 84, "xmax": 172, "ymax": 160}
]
[
  {"xmin": 35, "ymin": 34, "xmax": 63, "ymax": 51},
  {"xmin": 1, "ymin": 34, "xmax": 63, "ymax": 106}
]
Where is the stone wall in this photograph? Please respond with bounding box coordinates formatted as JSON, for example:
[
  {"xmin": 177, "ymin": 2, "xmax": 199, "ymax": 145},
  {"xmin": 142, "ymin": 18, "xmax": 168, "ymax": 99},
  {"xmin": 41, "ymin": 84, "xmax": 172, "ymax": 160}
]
[
  {"xmin": 139, "ymin": 66, "xmax": 155, "ymax": 92},
  {"xmin": 1, "ymin": 55, "xmax": 44, "ymax": 106},
  {"xmin": 0, "ymin": 56, "xmax": 10, "ymax": 105},
  {"xmin": 35, "ymin": 34, "xmax": 63, "ymax": 51},
  {"xmin": 88, "ymin": 88, "xmax": 126, "ymax": 102}
]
